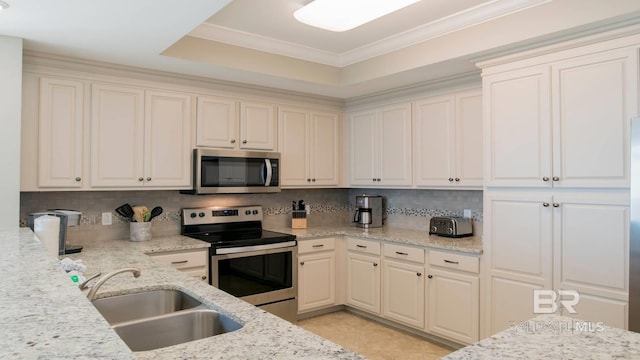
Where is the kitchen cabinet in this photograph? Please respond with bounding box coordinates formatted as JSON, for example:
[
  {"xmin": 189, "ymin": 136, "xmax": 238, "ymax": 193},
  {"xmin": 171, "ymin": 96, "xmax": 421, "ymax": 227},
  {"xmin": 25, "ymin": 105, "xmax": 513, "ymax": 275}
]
[
  {"xmin": 278, "ymin": 106, "xmax": 340, "ymax": 187},
  {"xmin": 147, "ymin": 248, "xmax": 209, "ymax": 282},
  {"xmin": 90, "ymin": 84, "xmax": 192, "ymax": 188},
  {"xmin": 483, "ymin": 191, "xmax": 629, "ymax": 334},
  {"xmin": 37, "ymin": 76, "xmax": 85, "ymax": 188},
  {"xmin": 297, "ymin": 237, "xmax": 337, "ymax": 313},
  {"xmin": 427, "ymin": 250, "xmax": 480, "ymax": 344},
  {"xmin": 196, "ymin": 96, "xmax": 276, "ymax": 151},
  {"xmin": 349, "ymin": 103, "xmax": 412, "ymax": 187},
  {"xmin": 413, "ymin": 89, "xmax": 483, "ymax": 189},
  {"xmin": 484, "ymin": 48, "xmax": 638, "ymax": 189},
  {"xmin": 345, "ymin": 237, "xmax": 381, "ymax": 314},
  {"xmin": 382, "ymin": 243, "xmax": 425, "ymax": 330}
]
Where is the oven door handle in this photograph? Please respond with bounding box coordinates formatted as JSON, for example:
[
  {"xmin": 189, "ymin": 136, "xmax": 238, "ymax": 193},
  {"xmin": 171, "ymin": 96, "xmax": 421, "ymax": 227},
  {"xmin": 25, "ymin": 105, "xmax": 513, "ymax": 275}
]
[
  {"xmin": 215, "ymin": 240, "xmax": 296, "ymax": 255},
  {"xmin": 264, "ymin": 159, "xmax": 273, "ymax": 186}
]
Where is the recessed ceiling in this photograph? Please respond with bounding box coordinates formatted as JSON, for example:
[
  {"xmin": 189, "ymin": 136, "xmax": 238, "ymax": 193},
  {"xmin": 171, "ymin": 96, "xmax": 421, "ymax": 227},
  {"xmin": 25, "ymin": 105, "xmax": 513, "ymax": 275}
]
[{"xmin": 2, "ymin": 0, "xmax": 640, "ymax": 99}]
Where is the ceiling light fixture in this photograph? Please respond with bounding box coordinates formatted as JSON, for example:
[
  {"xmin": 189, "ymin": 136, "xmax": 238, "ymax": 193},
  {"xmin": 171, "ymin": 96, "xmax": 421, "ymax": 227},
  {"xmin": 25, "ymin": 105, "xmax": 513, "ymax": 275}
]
[
  {"xmin": 294, "ymin": 0, "xmax": 420, "ymax": 32},
  {"xmin": 0, "ymin": 1, "xmax": 9, "ymax": 11}
]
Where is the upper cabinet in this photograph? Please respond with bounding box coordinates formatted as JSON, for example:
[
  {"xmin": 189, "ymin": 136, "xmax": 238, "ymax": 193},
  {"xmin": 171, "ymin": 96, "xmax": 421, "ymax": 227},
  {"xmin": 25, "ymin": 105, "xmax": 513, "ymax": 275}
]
[
  {"xmin": 196, "ymin": 96, "xmax": 276, "ymax": 151},
  {"xmin": 349, "ymin": 102, "xmax": 412, "ymax": 187},
  {"xmin": 91, "ymin": 83, "xmax": 192, "ymax": 188},
  {"xmin": 413, "ymin": 89, "xmax": 482, "ymax": 189},
  {"xmin": 37, "ymin": 77, "xmax": 85, "ymax": 188},
  {"xmin": 278, "ymin": 106, "xmax": 340, "ymax": 187},
  {"xmin": 484, "ymin": 48, "xmax": 638, "ymax": 189}
]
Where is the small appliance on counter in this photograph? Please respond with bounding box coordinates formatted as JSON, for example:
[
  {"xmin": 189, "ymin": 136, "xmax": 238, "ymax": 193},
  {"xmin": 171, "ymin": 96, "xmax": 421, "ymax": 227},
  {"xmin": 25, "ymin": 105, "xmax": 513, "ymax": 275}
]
[
  {"xmin": 27, "ymin": 210, "xmax": 84, "ymax": 257},
  {"xmin": 353, "ymin": 194, "xmax": 385, "ymax": 229},
  {"xmin": 428, "ymin": 216, "xmax": 473, "ymax": 238}
]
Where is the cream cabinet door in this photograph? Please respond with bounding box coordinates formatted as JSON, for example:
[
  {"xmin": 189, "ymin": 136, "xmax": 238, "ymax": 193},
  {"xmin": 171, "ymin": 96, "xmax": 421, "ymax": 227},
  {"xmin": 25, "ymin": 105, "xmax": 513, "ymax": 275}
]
[
  {"xmin": 378, "ymin": 103, "xmax": 412, "ymax": 186},
  {"xmin": 196, "ymin": 96, "xmax": 237, "ymax": 148},
  {"xmin": 298, "ymin": 251, "xmax": 336, "ymax": 312},
  {"xmin": 240, "ymin": 101, "xmax": 276, "ymax": 150},
  {"xmin": 484, "ymin": 66, "xmax": 552, "ymax": 188},
  {"xmin": 144, "ymin": 90, "xmax": 192, "ymax": 187},
  {"xmin": 428, "ymin": 267, "xmax": 479, "ymax": 344},
  {"xmin": 91, "ymin": 83, "xmax": 145, "ymax": 187},
  {"xmin": 311, "ymin": 111, "xmax": 339, "ymax": 186},
  {"xmin": 551, "ymin": 49, "xmax": 637, "ymax": 189},
  {"xmin": 279, "ymin": 107, "xmax": 310, "ymax": 186},
  {"xmin": 349, "ymin": 110, "xmax": 378, "ymax": 185},
  {"xmin": 346, "ymin": 252, "xmax": 381, "ymax": 314},
  {"xmin": 38, "ymin": 77, "xmax": 85, "ymax": 188},
  {"xmin": 383, "ymin": 259, "xmax": 425, "ymax": 330},
  {"xmin": 455, "ymin": 90, "xmax": 483, "ymax": 187}
]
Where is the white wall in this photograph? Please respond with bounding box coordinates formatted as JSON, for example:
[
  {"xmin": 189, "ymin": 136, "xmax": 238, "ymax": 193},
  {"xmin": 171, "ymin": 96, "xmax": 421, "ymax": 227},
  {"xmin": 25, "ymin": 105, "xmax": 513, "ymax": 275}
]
[{"xmin": 0, "ymin": 36, "xmax": 23, "ymax": 229}]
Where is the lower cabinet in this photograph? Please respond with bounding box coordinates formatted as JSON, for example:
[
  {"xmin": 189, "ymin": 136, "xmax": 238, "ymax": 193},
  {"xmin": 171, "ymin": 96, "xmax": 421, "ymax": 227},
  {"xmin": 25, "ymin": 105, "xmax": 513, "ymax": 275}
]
[
  {"xmin": 427, "ymin": 250, "xmax": 480, "ymax": 344},
  {"xmin": 345, "ymin": 237, "xmax": 381, "ymax": 314},
  {"xmin": 147, "ymin": 248, "xmax": 209, "ymax": 282},
  {"xmin": 383, "ymin": 243, "xmax": 425, "ymax": 330},
  {"xmin": 298, "ymin": 237, "xmax": 337, "ymax": 313}
]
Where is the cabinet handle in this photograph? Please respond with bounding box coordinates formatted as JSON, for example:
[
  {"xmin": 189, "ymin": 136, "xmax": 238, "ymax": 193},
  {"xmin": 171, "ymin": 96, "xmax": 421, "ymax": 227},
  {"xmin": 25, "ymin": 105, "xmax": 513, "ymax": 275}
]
[
  {"xmin": 372, "ymin": 178, "xmax": 376, "ymax": 182},
  {"xmin": 201, "ymin": 275, "xmax": 207, "ymax": 280},
  {"xmin": 395, "ymin": 251, "xmax": 408, "ymax": 256},
  {"xmin": 543, "ymin": 203, "xmax": 550, "ymax": 207},
  {"xmin": 428, "ymin": 275, "xmax": 433, "ymax": 279},
  {"xmin": 312, "ymin": 179, "xmax": 316, "ymax": 182},
  {"xmin": 242, "ymin": 140, "xmax": 247, "ymax": 144},
  {"xmin": 542, "ymin": 177, "xmax": 550, "ymax": 181},
  {"xmin": 75, "ymin": 177, "xmax": 81, "ymax": 182},
  {"xmin": 373, "ymin": 263, "xmax": 378, "ymax": 267},
  {"xmin": 417, "ymin": 272, "xmax": 422, "ymax": 277},
  {"xmin": 455, "ymin": 178, "xmax": 460, "ymax": 182},
  {"xmin": 312, "ymin": 244, "xmax": 324, "ymax": 248},
  {"xmin": 552, "ymin": 176, "xmax": 560, "ymax": 181},
  {"xmin": 230, "ymin": 139, "xmax": 236, "ymax": 144},
  {"xmin": 307, "ymin": 178, "xmax": 311, "ymax": 182},
  {"xmin": 444, "ymin": 259, "xmax": 459, "ymax": 265},
  {"xmin": 138, "ymin": 177, "xmax": 144, "ymax": 182},
  {"xmin": 377, "ymin": 178, "xmax": 381, "ymax": 182},
  {"xmin": 146, "ymin": 177, "xmax": 151, "ymax": 181},
  {"xmin": 300, "ymin": 261, "xmax": 305, "ymax": 265},
  {"xmin": 356, "ymin": 244, "xmax": 367, "ymax": 249},
  {"xmin": 171, "ymin": 260, "xmax": 188, "ymax": 264},
  {"xmin": 448, "ymin": 178, "xmax": 454, "ymax": 182},
  {"xmin": 553, "ymin": 203, "xmax": 560, "ymax": 208}
]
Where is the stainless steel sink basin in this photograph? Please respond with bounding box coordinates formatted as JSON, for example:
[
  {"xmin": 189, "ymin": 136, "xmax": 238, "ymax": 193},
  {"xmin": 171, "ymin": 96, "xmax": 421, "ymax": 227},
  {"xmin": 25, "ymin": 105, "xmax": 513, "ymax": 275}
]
[
  {"xmin": 91, "ymin": 289, "xmax": 202, "ymax": 325},
  {"xmin": 112, "ymin": 309, "xmax": 243, "ymax": 352}
]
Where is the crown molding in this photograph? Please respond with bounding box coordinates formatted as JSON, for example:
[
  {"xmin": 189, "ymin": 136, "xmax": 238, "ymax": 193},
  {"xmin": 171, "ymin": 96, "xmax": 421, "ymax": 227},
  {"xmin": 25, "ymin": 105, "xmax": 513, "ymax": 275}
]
[{"xmin": 189, "ymin": 0, "xmax": 551, "ymax": 67}]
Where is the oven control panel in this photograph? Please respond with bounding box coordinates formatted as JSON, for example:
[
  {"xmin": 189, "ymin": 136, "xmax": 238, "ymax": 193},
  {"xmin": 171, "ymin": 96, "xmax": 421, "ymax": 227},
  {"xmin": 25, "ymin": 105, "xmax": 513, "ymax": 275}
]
[{"xmin": 182, "ymin": 205, "xmax": 263, "ymax": 225}]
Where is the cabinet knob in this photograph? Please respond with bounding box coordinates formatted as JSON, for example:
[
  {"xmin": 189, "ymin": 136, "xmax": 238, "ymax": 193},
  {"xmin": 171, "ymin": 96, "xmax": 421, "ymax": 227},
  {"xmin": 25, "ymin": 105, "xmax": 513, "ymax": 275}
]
[
  {"xmin": 373, "ymin": 263, "xmax": 378, "ymax": 267},
  {"xmin": 138, "ymin": 177, "xmax": 144, "ymax": 182},
  {"xmin": 543, "ymin": 203, "xmax": 550, "ymax": 207},
  {"xmin": 242, "ymin": 140, "xmax": 248, "ymax": 144},
  {"xmin": 553, "ymin": 203, "xmax": 560, "ymax": 208},
  {"xmin": 75, "ymin": 177, "xmax": 81, "ymax": 182},
  {"xmin": 312, "ymin": 178, "xmax": 316, "ymax": 182},
  {"xmin": 372, "ymin": 178, "xmax": 377, "ymax": 182},
  {"xmin": 201, "ymin": 276, "xmax": 206, "ymax": 280},
  {"xmin": 377, "ymin": 178, "xmax": 381, "ymax": 182},
  {"xmin": 300, "ymin": 261, "xmax": 304, "ymax": 266},
  {"xmin": 448, "ymin": 178, "xmax": 454, "ymax": 182},
  {"xmin": 230, "ymin": 139, "xmax": 236, "ymax": 144},
  {"xmin": 417, "ymin": 272, "xmax": 422, "ymax": 277},
  {"xmin": 455, "ymin": 178, "xmax": 460, "ymax": 182},
  {"xmin": 428, "ymin": 275, "xmax": 433, "ymax": 279},
  {"xmin": 146, "ymin": 177, "xmax": 151, "ymax": 182},
  {"xmin": 543, "ymin": 177, "xmax": 550, "ymax": 181},
  {"xmin": 552, "ymin": 176, "xmax": 560, "ymax": 181},
  {"xmin": 307, "ymin": 179, "xmax": 311, "ymax": 182}
]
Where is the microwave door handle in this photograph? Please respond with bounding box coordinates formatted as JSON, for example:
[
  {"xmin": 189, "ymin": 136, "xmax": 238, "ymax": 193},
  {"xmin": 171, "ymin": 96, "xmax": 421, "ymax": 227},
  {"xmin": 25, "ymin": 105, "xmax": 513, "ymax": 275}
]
[{"xmin": 264, "ymin": 159, "xmax": 272, "ymax": 186}]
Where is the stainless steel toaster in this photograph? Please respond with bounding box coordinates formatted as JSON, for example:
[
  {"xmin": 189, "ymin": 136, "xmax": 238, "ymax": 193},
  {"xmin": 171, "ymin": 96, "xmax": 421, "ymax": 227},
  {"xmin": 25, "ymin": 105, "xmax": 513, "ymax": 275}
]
[{"xmin": 429, "ymin": 216, "xmax": 473, "ymax": 238}]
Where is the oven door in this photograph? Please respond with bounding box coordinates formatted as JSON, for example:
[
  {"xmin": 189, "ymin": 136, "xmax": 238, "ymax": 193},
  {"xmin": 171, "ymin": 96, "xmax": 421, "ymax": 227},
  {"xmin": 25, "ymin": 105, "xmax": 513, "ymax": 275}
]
[{"xmin": 211, "ymin": 245, "xmax": 297, "ymax": 308}]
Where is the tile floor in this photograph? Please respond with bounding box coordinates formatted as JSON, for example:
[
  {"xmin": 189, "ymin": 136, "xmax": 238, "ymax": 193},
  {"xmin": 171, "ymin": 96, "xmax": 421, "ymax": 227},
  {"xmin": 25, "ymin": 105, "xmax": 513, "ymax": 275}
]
[{"xmin": 298, "ymin": 311, "xmax": 453, "ymax": 360}]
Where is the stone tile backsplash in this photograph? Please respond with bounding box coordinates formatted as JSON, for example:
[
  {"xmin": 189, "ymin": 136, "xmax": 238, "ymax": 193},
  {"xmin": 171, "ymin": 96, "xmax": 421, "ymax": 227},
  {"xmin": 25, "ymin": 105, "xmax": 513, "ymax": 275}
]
[{"xmin": 20, "ymin": 188, "xmax": 483, "ymax": 241}]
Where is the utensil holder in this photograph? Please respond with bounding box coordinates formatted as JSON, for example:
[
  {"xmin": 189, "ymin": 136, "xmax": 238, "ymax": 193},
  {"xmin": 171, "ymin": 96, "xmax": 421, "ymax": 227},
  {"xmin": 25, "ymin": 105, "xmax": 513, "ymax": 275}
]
[
  {"xmin": 130, "ymin": 222, "xmax": 152, "ymax": 242},
  {"xmin": 291, "ymin": 210, "xmax": 307, "ymax": 229}
]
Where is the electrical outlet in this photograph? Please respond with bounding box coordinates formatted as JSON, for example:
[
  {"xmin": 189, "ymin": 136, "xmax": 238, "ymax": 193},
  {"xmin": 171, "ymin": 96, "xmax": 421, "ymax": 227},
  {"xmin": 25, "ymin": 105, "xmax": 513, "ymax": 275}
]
[
  {"xmin": 102, "ymin": 212, "xmax": 113, "ymax": 225},
  {"xmin": 463, "ymin": 209, "xmax": 472, "ymax": 219},
  {"xmin": 306, "ymin": 204, "xmax": 311, "ymax": 215}
]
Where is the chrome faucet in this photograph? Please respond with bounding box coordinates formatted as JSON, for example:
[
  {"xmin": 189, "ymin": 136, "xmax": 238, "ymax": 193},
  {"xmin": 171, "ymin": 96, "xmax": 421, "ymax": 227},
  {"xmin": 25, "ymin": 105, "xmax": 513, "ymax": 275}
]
[{"xmin": 86, "ymin": 268, "xmax": 141, "ymax": 300}]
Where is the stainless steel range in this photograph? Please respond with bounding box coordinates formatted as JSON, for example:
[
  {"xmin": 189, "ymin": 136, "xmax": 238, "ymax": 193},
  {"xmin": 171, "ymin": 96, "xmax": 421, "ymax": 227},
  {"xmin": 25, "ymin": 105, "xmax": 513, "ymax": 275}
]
[{"xmin": 181, "ymin": 205, "xmax": 298, "ymax": 323}]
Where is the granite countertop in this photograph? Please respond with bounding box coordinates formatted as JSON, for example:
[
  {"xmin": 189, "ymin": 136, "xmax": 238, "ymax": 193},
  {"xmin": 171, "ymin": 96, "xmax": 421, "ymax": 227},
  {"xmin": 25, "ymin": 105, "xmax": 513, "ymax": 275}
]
[
  {"xmin": 2, "ymin": 228, "xmax": 362, "ymax": 360},
  {"xmin": 442, "ymin": 314, "xmax": 640, "ymax": 359},
  {"xmin": 269, "ymin": 226, "xmax": 483, "ymax": 254}
]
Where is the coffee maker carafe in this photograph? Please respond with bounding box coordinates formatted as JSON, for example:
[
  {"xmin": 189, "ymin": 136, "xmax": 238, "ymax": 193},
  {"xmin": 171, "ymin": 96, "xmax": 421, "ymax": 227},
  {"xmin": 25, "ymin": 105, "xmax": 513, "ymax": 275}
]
[{"xmin": 353, "ymin": 194, "xmax": 384, "ymax": 228}]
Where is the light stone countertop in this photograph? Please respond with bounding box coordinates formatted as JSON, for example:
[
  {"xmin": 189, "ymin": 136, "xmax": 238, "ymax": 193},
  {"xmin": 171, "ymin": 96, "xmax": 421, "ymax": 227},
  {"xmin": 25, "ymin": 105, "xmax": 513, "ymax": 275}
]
[
  {"xmin": 2, "ymin": 228, "xmax": 362, "ymax": 360},
  {"xmin": 268, "ymin": 225, "xmax": 483, "ymax": 254},
  {"xmin": 442, "ymin": 314, "xmax": 640, "ymax": 359}
]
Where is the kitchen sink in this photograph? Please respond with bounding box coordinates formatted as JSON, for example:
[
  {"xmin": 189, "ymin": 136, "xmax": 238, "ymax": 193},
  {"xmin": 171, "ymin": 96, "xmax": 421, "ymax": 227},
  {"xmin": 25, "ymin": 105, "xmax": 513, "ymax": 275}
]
[
  {"xmin": 91, "ymin": 289, "xmax": 202, "ymax": 325},
  {"xmin": 112, "ymin": 309, "xmax": 243, "ymax": 352}
]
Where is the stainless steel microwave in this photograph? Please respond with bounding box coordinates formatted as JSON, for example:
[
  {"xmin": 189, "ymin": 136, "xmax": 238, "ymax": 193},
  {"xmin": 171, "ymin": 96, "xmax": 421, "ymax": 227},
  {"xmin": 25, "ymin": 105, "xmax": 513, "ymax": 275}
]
[{"xmin": 185, "ymin": 149, "xmax": 280, "ymax": 194}]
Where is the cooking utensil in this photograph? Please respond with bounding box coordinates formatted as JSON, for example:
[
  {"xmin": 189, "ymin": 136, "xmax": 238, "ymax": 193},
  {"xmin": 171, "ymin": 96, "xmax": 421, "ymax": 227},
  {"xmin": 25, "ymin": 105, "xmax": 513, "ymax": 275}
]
[
  {"xmin": 115, "ymin": 204, "xmax": 135, "ymax": 221},
  {"xmin": 132, "ymin": 206, "xmax": 148, "ymax": 223},
  {"xmin": 148, "ymin": 206, "xmax": 163, "ymax": 221}
]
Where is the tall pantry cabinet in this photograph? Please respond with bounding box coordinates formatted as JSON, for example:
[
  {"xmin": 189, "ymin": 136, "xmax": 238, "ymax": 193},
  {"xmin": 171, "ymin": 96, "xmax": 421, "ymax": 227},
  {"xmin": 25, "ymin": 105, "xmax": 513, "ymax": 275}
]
[{"xmin": 480, "ymin": 35, "xmax": 639, "ymax": 337}]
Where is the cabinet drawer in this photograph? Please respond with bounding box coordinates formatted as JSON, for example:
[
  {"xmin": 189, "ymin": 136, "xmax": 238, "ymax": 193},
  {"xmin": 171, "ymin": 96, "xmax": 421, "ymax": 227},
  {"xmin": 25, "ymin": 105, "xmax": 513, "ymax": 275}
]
[
  {"xmin": 383, "ymin": 243, "xmax": 425, "ymax": 264},
  {"xmin": 346, "ymin": 237, "xmax": 381, "ymax": 255},
  {"xmin": 148, "ymin": 249, "xmax": 208, "ymax": 270},
  {"xmin": 299, "ymin": 237, "xmax": 336, "ymax": 254},
  {"xmin": 429, "ymin": 250, "xmax": 479, "ymax": 274}
]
